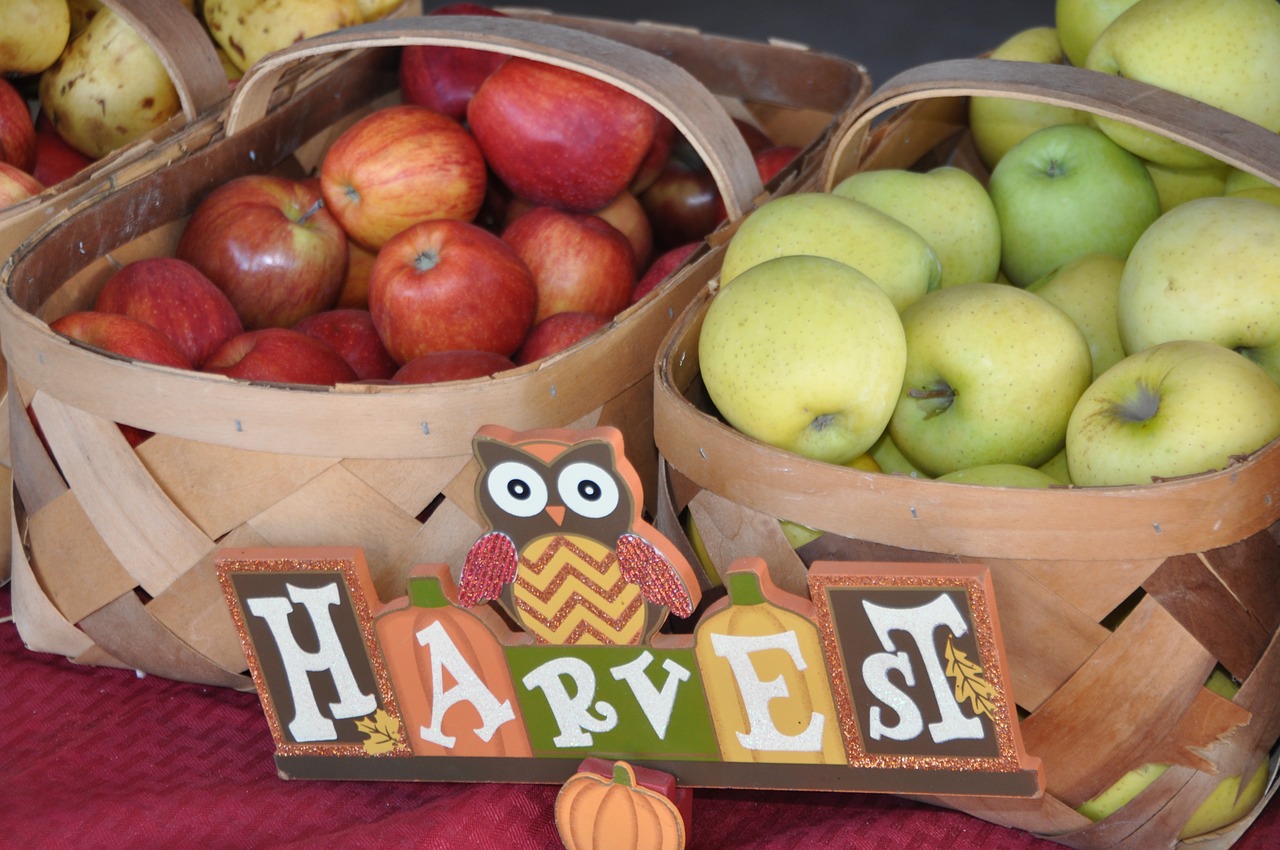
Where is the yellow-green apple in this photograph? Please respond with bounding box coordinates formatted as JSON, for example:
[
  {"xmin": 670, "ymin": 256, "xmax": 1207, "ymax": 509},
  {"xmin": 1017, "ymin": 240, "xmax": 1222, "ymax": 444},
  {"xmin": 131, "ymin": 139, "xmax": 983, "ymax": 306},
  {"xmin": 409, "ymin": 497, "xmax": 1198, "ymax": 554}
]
[
  {"xmin": 1027, "ymin": 252, "xmax": 1126, "ymax": 379},
  {"xmin": 176, "ymin": 175, "xmax": 349, "ymax": 330},
  {"xmin": 203, "ymin": 0, "xmax": 362, "ymax": 74},
  {"xmin": 1076, "ymin": 670, "xmax": 1269, "ymax": 837},
  {"xmin": 721, "ymin": 192, "xmax": 941, "ymax": 313},
  {"xmin": 0, "ymin": 160, "xmax": 43, "ymax": 209},
  {"xmin": 50, "ymin": 310, "xmax": 195, "ymax": 446},
  {"xmin": 514, "ymin": 311, "xmax": 611, "ymax": 366},
  {"xmin": 987, "ymin": 123, "xmax": 1160, "ymax": 286},
  {"xmin": 66, "ymin": 0, "xmax": 102, "ymax": 40},
  {"xmin": 38, "ymin": 7, "xmax": 181, "ymax": 159},
  {"xmin": 1085, "ymin": 0, "xmax": 1280, "ymax": 169},
  {"xmin": 0, "ymin": 0, "xmax": 70, "ymax": 75},
  {"xmin": 0, "ymin": 76, "xmax": 36, "ymax": 172},
  {"xmin": 1054, "ymin": 0, "xmax": 1140, "ymax": 67},
  {"xmin": 1222, "ymin": 169, "xmax": 1280, "ymax": 207},
  {"xmin": 632, "ymin": 242, "xmax": 700, "ymax": 305},
  {"xmin": 391, "ymin": 349, "xmax": 515, "ymax": 384},
  {"xmin": 398, "ymin": 4, "xmax": 507, "ymax": 122},
  {"xmin": 890, "ymin": 282, "xmax": 1093, "ymax": 476},
  {"xmin": 868, "ymin": 431, "xmax": 929, "ymax": 478},
  {"xmin": 832, "ymin": 165, "xmax": 1001, "ymax": 286},
  {"xmin": 592, "ymin": 190, "xmax": 653, "ymax": 272},
  {"xmin": 1117, "ymin": 195, "xmax": 1280, "ymax": 383},
  {"xmin": 1144, "ymin": 160, "xmax": 1228, "ymax": 212},
  {"xmin": 467, "ymin": 56, "xmax": 659, "ymax": 213},
  {"xmin": 698, "ymin": 254, "xmax": 907, "ymax": 464},
  {"xmin": 1039, "ymin": 448, "xmax": 1072, "ymax": 483},
  {"xmin": 368, "ymin": 218, "xmax": 536, "ymax": 363},
  {"xmin": 32, "ymin": 112, "xmax": 93, "ymax": 187},
  {"xmin": 93, "ymin": 256, "xmax": 244, "ymax": 368},
  {"xmin": 501, "ymin": 206, "xmax": 635, "ymax": 323},
  {"xmin": 319, "ymin": 104, "xmax": 487, "ymax": 250},
  {"xmin": 936, "ymin": 463, "xmax": 1061, "ymax": 488},
  {"xmin": 292, "ymin": 308, "xmax": 398, "ymax": 381},
  {"xmin": 202, "ymin": 328, "xmax": 359, "ymax": 386},
  {"xmin": 968, "ymin": 26, "xmax": 1089, "ymax": 170},
  {"xmin": 1066, "ymin": 340, "xmax": 1280, "ymax": 486}
]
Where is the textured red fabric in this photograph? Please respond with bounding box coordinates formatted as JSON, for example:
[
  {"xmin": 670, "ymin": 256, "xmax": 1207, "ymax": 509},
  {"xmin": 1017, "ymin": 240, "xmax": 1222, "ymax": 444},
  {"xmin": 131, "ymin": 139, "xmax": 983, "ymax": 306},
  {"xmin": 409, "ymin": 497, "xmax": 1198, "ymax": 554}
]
[{"xmin": 2, "ymin": 586, "xmax": 1276, "ymax": 850}]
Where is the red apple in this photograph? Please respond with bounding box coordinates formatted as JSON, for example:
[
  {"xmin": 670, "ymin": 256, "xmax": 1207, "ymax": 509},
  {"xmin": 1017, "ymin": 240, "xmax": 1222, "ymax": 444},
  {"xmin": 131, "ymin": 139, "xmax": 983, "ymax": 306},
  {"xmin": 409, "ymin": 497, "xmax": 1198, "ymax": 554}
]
[
  {"xmin": 93, "ymin": 256, "xmax": 244, "ymax": 368},
  {"xmin": 202, "ymin": 328, "xmax": 358, "ymax": 385},
  {"xmin": 631, "ymin": 241, "xmax": 700, "ymax": 305},
  {"xmin": 630, "ymin": 112, "xmax": 676, "ymax": 194},
  {"xmin": 514, "ymin": 311, "xmax": 610, "ymax": 365},
  {"xmin": 33, "ymin": 112, "xmax": 94, "ymax": 187},
  {"xmin": 391, "ymin": 349, "xmax": 515, "ymax": 384},
  {"xmin": 398, "ymin": 4, "xmax": 508, "ymax": 122},
  {"xmin": 176, "ymin": 175, "xmax": 348, "ymax": 330},
  {"xmin": 336, "ymin": 240, "xmax": 377, "ymax": 309},
  {"xmin": 638, "ymin": 148, "xmax": 720, "ymax": 252},
  {"xmin": 293, "ymin": 308, "xmax": 398, "ymax": 381},
  {"xmin": 503, "ymin": 206, "xmax": 634, "ymax": 323},
  {"xmin": 319, "ymin": 104, "xmax": 487, "ymax": 250},
  {"xmin": 49, "ymin": 310, "xmax": 196, "ymax": 446},
  {"xmin": 467, "ymin": 57, "xmax": 659, "ymax": 213},
  {"xmin": 0, "ymin": 160, "xmax": 42, "ymax": 209},
  {"xmin": 369, "ymin": 218, "xmax": 536, "ymax": 363},
  {"xmin": 733, "ymin": 118, "xmax": 774, "ymax": 155},
  {"xmin": 0, "ymin": 77, "xmax": 36, "ymax": 173},
  {"xmin": 711, "ymin": 144, "xmax": 802, "ymax": 222},
  {"xmin": 593, "ymin": 191, "xmax": 653, "ymax": 272}
]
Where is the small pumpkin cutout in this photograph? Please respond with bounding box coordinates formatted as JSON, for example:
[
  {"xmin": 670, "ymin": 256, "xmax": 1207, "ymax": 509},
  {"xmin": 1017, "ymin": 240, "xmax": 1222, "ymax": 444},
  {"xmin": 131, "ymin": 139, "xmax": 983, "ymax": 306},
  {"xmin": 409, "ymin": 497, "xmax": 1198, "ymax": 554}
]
[{"xmin": 555, "ymin": 760, "xmax": 687, "ymax": 850}]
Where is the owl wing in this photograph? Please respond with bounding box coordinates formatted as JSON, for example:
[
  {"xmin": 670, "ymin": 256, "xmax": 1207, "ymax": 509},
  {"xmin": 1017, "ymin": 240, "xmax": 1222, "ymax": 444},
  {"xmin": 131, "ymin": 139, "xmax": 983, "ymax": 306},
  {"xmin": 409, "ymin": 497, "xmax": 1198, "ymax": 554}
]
[
  {"xmin": 615, "ymin": 533, "xmax": 695, "ymax": 618},
  {"xmin": 457, "ymin": 532, "xmax": 519, "ymax": 608}
]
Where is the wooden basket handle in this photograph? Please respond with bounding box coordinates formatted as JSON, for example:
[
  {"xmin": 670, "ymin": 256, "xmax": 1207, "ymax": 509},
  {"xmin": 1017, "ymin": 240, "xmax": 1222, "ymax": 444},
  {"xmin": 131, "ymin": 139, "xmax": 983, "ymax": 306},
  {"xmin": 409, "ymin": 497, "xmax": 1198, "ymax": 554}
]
[
  {"xmin": 821, "ymin": 57, "xmax": 1280, "ymax": 190},
  {"xmin": 224, "ymin": 14, "xmax": 764, "ymax": 219},
  {"xmin": 103, "ymin": 0, "xmax": 229, "ymax": 123}
]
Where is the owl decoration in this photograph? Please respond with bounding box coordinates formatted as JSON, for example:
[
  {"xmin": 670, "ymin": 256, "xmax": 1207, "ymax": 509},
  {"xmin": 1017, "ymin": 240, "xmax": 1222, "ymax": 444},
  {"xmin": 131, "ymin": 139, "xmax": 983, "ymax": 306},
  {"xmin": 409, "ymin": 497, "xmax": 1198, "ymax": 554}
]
[{"xmin": 457, "ymin": 424, "xmax": 702, "ymax": 646}]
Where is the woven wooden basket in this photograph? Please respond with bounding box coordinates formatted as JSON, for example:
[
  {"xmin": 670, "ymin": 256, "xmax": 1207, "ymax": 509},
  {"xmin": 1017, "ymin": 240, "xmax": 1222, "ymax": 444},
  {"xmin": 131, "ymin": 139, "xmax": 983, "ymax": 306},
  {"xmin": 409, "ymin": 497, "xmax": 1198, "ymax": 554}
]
[
  {"xmin": 0, "ymin": 0, "xmax": 230, "ymax": 585},
  {"xmin": 1, "ymin": 13, "xmax": 869, "ymax": 689},
  {"xmin": 654, "ymin": 59, "xmax": 1280, "ymax": 850}
]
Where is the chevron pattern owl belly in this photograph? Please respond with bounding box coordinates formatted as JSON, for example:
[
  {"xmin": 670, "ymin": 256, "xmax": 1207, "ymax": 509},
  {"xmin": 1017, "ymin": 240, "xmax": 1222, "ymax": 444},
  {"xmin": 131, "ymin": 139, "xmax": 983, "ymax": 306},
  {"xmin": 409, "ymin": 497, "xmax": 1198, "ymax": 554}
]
[{"xmin": 512, "ymin": 534, "xmax": 645, "ymax": 645}]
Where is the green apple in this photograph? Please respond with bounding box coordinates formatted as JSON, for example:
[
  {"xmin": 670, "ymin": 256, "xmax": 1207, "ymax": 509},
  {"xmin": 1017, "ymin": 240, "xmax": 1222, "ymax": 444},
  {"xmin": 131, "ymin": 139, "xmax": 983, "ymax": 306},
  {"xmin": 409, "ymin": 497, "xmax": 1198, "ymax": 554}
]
[
  {"xmin": 1117, "ymin": 195, "xmax": 1280, "ymax": 383},
  {"xmin": 1054, "ymin": 0, "xmax": 1141, "ymax": 67},
  {"xmin": 1066, "ymin": 340, "xmax": 1280, "ymax": 487},
  {"xmin": 832, "ymin": 166, "xmax": 1001, "ymax": 287},
  {"xmin": 968, "ymin": 26, "xmax": 1090, "ymax": 170},
  {"xmin": 1085, "ymin": 0, "xmax": 1280, "ymax": 169},
  {"xmin": 1225, "ymin": 168, "xmax": 1272, "ymax": 195},
  {"xmin": 1144, "ymin": 159, "xmax": 1228, "ymax": 212},
  {"xmin": 720, "ymin": 192, "xmax": 941, "ymax": 313},
  {"xmin": 889, "ymin": 282, "xmax": 1093, "ymax": 477},
  {"xmin": 868, "ymin": 431, "xmax": 929, "ymax": 479},
  {"xmin": 935, "ymin": 463, "xmax": 1061, "ymax": 488},
  {"xmin": 1027, "ymin": 253, "xmax": 1126, "ymax": 380},
  {"xmin": 989, "ymin": 123, "xmax": 1161, "ymax": 286},
  {"xmin": 1038, "ymin": 448, "xmax": 1072, "ymax": 484},
  {"xmin": 699, "ymin": 254, "xmax": 907, "ymax": 464}
]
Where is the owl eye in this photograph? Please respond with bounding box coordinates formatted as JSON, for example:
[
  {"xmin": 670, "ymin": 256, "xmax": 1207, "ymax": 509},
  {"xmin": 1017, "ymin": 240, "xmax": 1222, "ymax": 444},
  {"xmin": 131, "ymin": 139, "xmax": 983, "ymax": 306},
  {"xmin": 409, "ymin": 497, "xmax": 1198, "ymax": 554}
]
[
  {"xmin": 557, "ymin": 462, "xmax": 620, "ymax": 519},
  {"xmin": 486, "ymin": 461, "xmax": 549, "ymax": 518}
]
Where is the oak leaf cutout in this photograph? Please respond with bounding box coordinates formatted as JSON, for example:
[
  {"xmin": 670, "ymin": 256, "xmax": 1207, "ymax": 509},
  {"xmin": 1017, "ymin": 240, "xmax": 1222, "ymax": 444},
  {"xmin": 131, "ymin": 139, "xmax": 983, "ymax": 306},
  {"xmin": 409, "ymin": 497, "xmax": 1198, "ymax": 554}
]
[
  {"xmin": 356, "ymin": 708, "xmax": 402, "ymax": 755},
  {"xmin": 945, "ymin": 634, "xmax": 997, "ymax": 722}
]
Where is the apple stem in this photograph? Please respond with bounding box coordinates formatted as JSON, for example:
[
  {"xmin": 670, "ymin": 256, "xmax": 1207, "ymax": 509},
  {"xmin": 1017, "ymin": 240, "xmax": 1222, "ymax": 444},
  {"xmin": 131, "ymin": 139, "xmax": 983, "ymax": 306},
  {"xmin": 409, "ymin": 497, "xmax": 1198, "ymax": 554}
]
[
  {"xmin": 908, "ymin": 382, "xmax": 955, "ymax": 420},
  {"xmin": 1109, "ymin": 380, "xmax": 1161, "ymax": 423},
  {"xmin": 296, "ymin": 198, "xmax": 325, "ymax": 226}
]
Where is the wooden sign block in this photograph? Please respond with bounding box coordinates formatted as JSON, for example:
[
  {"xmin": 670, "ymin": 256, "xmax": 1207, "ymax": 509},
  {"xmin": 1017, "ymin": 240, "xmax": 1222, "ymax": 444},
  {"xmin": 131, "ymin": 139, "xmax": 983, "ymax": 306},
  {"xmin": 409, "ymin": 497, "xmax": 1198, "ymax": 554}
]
[{"xmin": 217, "ymin": 425, "xmax": 1043, "ymax": 800}]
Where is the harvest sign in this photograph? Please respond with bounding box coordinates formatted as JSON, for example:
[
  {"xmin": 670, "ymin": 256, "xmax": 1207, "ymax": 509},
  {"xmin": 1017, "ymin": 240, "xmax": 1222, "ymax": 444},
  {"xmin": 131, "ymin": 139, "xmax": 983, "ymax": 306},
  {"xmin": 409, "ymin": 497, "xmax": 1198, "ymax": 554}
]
[{"xmin": 217, "ymin": 426, "xmax": 1041, "ymax": 797}]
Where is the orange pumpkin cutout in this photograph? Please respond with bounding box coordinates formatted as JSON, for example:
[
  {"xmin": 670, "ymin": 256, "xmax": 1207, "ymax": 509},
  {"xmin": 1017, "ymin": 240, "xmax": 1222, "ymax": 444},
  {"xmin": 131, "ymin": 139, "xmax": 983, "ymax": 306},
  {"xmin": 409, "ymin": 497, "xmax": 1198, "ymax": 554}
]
[
  {"xmin": 555, "ymin": 760, "xmax": 687, "ymax": 850},
  {"xmin": 374, "ymin": 563, "xmax": 533, "ymax": 757}
]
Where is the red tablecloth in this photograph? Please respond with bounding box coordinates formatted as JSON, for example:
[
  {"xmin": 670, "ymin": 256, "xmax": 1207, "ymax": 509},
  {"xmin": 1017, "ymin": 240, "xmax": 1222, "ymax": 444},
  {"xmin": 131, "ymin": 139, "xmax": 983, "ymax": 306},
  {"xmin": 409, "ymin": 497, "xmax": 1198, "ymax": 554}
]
[{"xmin": 3, "ymin": 585, "xmax": 1277, "ymax": 850}]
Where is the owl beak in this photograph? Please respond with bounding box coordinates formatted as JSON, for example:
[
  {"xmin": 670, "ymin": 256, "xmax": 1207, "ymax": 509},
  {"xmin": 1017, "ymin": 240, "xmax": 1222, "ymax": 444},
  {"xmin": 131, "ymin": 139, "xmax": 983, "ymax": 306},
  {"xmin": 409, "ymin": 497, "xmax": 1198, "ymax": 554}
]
[{"xmin": 545, "ymin": 505, "xmax": 566, "ymax": 526}]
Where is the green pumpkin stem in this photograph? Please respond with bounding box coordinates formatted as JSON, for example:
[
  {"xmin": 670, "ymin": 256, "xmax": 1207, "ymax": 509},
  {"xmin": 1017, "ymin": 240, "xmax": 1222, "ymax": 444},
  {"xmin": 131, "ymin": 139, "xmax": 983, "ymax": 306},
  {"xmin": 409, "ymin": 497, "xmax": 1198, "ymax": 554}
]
[
  {"xmin": 408, "ymin": 575, "xmax": 450, "ymax": 609},
  {"xmin": 725, "ymin": 570, "xmax": 767, "ymax": 606},
  {"xmin": 611, "ymin": 761, "xmax": 635, "ymax": 787}
]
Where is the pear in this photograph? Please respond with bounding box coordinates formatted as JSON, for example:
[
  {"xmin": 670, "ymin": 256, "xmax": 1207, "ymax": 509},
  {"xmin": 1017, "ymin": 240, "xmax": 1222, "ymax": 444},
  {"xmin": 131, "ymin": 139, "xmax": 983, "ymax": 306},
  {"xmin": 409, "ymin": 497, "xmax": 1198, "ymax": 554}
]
[
  {"xmin": 204, "ymin": 0, "xmax": 362, "ymax": 74},
  {"xmin": 0, "ymin": 0, "xmax": 71, "ymax": 75},
  {"xmin": 39, "ymin": 7, "xmax": 182, "ymax": 160}
]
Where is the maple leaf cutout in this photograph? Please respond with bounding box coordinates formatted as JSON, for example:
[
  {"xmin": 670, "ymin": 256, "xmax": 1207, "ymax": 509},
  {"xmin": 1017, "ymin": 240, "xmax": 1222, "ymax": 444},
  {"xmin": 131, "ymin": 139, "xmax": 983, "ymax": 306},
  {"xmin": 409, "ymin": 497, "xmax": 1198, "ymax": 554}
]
[
  {"xmin": 944, "ymin": 634, "xmax": 998, "ymax": 722},
  {"xmin": 355, "ymin": 709, "xmax": 402, "ymax": 755}
]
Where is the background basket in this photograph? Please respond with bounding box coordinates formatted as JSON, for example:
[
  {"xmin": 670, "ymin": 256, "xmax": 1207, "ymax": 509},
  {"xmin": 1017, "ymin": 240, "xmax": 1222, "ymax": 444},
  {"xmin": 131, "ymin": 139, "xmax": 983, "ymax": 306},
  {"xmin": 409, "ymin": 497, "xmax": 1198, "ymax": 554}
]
[
  {"xmin": 0, "ymin": 0, "xmax": 230, "ymax": 584},
  {"xmin": 2, "ymin": 13, "xmax": 869, "ymax": 689},
  {"xmin": 654, "ymin": 58, "xmax": 1280, "ymax": 850}
]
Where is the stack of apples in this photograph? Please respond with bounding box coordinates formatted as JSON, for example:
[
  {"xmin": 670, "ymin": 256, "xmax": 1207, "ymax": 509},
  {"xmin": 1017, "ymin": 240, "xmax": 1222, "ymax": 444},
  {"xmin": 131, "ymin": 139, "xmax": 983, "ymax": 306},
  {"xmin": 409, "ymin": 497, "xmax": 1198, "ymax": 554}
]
[
  {"xmin": 47, "ymin": 4, "xmax": 795, "ymax": 403},
  {"xmin": 0, "ymin": 0, "xmax": 407, "ymax": 209},
  {"xmin": 695, "ymin": 0, "xmax": 1280, "ymax": 836}
]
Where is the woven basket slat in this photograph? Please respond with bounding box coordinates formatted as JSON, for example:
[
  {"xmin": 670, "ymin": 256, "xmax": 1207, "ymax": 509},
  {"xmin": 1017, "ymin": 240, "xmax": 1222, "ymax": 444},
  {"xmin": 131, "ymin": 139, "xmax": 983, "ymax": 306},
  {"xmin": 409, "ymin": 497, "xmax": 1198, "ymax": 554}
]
[
  {"xmin": 341, "ymin": 454, "xmax": 471, "ymax": 517},
  {"xmin": 1004, "ymin": 556, "xmax": 1164, "ymax": 623},
  {"xmin": 28, "ymin": 492, "xmax": 137, "ymax": 623}
]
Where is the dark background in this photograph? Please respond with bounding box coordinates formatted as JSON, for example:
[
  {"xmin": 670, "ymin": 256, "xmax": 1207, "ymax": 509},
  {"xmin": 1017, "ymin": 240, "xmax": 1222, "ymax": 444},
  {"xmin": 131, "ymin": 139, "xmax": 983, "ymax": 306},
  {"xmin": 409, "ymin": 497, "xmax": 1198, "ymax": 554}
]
[{"xmin": 502, "ymin": 1, "xmax": 1055, "ymax": 85}]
